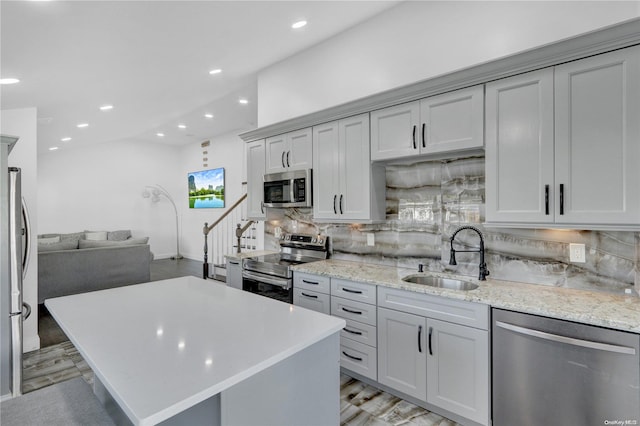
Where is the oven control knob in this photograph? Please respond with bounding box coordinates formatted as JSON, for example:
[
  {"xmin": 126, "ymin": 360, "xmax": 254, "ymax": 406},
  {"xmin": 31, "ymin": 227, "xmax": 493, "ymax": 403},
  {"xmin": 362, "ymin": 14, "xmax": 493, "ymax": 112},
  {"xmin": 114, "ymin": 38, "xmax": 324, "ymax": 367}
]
[
  {"xmin": 311, "ymin": 237, "xmax": 317, "ymax": 243},
  {"xmin": 317, "ymin": 238, "xmax": 323, "ymax": 244}
]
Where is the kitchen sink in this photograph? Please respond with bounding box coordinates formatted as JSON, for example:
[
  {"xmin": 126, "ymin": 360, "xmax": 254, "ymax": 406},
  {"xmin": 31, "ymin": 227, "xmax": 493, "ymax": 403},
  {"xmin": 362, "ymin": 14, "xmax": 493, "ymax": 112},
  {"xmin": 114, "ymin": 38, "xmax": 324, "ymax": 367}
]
[{"xmin": 402, "ymin": 274, "xmax": 478, "ymax": 291}]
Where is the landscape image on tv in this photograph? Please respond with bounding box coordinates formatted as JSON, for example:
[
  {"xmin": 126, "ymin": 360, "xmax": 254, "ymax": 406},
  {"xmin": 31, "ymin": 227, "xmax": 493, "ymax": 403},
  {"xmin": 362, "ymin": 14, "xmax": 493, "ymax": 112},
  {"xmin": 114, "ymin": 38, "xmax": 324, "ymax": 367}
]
[{"xmin": 188, "ymin": 168, "xmax": 225, "ymax": 208}]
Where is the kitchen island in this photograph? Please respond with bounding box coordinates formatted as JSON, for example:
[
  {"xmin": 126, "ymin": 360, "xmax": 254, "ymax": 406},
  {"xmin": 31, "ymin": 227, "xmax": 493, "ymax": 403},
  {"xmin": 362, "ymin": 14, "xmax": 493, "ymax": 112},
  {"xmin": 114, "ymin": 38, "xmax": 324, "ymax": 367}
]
[{"xmin": 45, "ymin": 276, "xmax": 345, "ymax": 426}]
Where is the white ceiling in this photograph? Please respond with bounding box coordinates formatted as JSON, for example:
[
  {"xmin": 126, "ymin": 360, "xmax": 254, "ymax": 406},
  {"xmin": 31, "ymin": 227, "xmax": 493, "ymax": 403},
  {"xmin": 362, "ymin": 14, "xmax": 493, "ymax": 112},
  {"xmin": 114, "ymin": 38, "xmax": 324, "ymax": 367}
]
[{"xmin": 1, "ymin": 0, "xmax": 399, "ymax": 154}]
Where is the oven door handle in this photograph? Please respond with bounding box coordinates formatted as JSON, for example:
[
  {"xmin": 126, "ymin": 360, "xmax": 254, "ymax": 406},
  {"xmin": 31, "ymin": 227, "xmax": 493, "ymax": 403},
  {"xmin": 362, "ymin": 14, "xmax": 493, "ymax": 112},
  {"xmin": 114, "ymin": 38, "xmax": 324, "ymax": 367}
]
[{"xmin": 242, "ymin": 270, "xmax": 290, "ymax": 289}]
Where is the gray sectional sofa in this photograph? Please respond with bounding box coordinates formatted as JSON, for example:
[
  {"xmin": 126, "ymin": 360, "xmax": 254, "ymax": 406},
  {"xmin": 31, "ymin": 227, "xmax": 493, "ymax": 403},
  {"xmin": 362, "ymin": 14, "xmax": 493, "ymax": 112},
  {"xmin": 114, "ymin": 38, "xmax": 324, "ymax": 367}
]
[{"xmin": 37, "ymin": 230, "xmax": 153, "ymax": 304}]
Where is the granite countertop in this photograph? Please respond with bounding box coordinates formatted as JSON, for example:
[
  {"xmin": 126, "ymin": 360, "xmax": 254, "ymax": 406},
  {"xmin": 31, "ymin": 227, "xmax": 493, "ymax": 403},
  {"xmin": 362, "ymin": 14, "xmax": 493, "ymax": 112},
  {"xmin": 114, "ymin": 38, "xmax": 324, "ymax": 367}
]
[
  {"xmin": 291, "ymin": 259, "xmax": 640, "ymax": 334},
  {"xmin": 224, "ymin": 250, "xmax": 278, "ymax": 261}
]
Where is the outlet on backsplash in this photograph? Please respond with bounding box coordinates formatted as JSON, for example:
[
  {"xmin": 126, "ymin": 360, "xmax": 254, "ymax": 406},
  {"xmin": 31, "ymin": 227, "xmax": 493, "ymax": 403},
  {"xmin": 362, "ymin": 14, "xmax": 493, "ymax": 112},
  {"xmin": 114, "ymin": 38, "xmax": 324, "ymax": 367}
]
[{"xmin": 569, "ymin": 243, "xmax": 586, "ymax": 263}]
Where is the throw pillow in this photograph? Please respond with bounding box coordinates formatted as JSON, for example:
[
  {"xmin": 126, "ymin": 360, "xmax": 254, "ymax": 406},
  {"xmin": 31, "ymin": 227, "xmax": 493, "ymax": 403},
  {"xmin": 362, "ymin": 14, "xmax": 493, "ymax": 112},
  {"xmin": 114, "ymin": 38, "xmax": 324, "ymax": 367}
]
[
  {"xmin": 38, "ymin": 240, "xmax": 78, "ymax": 252},
  {"xmin": 38, "ymin": 236, "xmax": 60, "ymax": 244},
  {"xmin": 85, "ymin": 231, "xmax": 108, "ymax": 241},
  {"xmin": 107, "ymin": 230, "xmax": 132, "ymax": 241},
  {"xmin": 78, "ymin": 237, "xmax": 149, "ymax": 249}
]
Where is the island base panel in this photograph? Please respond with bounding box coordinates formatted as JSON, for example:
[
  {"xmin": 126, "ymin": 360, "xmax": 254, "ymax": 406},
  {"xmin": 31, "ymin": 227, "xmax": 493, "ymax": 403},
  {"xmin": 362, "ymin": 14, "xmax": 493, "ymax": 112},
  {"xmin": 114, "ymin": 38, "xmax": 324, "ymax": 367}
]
[{"xmin": 221, "ymin": 333, "xmax": 340, "ymax": 426}]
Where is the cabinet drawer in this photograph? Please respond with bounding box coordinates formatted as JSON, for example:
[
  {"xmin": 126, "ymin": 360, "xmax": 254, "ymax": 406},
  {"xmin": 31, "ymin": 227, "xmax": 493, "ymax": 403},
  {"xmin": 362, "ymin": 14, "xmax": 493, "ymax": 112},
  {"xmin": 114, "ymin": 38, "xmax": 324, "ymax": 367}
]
[
  {"xmin": 378, "ymin": 286, "xmax": 489, "ymax": 330},
  {"xmin": 331, "ymin": 279, "xmax": 377, "ymax": 305},
  {"xmin": 294, "ymin": 272, "xmax": 330, "ymax": 294},
  {"xmin": 331, "ymin": 296, "xmax": 376, "ymax": 326},
  {"xmin": 293, "ymin": 288, "xmax": 330, "ymax": 315},
  {"xmin": 341, "ymin": 318, "xmax": 377, "ymax": 348},
  {"xmin": 340, "ymin": 338, "xmax": 377, "ymax": 381}
]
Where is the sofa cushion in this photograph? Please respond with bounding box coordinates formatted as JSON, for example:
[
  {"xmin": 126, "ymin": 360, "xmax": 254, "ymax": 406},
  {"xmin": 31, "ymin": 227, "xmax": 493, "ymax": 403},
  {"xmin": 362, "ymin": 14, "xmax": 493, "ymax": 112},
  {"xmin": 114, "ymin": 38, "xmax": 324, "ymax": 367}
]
[
  {"xmin": 78, "ymin": 237, "xmax": 149, "ymax": 249},
  {"xmin": 107, "ymin": 230, "xmax": 132, "ymax": 241},
  {"xmin": 38, "ymin": 240, "xmax": 79, "ymax": 252},
  {"xmin": 85, "ymin": 231, "xmax": 108, "ymax": 241}
]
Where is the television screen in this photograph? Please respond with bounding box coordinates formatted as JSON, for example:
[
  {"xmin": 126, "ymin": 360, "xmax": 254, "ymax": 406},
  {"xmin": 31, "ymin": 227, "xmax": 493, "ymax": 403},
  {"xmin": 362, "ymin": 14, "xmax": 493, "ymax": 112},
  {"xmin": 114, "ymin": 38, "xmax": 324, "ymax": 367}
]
[{"xmin": 188, "ymin": 168, "xmax": 225, "ymax": 208}]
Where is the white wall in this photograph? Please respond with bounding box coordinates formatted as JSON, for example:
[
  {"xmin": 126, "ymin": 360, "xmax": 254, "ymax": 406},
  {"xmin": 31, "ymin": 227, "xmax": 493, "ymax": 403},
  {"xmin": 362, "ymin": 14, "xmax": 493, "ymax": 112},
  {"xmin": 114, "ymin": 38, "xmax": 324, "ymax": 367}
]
[
  {"xmin": 38, "ymin": 139, "xmax": 183, "ymax": 259},
  {"xmin": 257, "ymin": 0, "xmax": 640, "ymax": 125},
  {"xmin": 1, "ymin": 108, "xmax": 39, "ymax": 351},
  {"xmin": 179, "ymin": 130, "xmax": 247, "ymax": 261}
]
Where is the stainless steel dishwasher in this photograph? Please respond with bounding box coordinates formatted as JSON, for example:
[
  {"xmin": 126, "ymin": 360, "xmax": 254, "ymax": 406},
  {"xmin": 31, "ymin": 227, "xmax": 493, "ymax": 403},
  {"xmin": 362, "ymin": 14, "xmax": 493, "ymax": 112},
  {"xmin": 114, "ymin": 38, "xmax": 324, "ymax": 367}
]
[{"xmin": 492, "ymin": 308, "xmax": 639, "ymax": 426}]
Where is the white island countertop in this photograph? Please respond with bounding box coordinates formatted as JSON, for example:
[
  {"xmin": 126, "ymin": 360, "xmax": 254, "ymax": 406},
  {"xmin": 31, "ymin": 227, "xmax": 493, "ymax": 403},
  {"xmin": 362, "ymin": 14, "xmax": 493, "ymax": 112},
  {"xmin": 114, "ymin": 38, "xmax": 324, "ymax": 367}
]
[{"xmin": 45, "ymin": 276, "xmax": 345, "ymax": 426}]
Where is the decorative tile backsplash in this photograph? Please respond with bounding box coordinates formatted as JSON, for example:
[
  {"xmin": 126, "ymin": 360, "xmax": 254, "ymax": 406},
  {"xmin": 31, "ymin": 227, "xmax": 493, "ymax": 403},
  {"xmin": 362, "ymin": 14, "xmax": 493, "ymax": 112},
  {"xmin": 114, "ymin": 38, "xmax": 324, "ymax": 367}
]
[{"xmin": 264, "ymin": 156, "xmax": 639, "ymax": 295}]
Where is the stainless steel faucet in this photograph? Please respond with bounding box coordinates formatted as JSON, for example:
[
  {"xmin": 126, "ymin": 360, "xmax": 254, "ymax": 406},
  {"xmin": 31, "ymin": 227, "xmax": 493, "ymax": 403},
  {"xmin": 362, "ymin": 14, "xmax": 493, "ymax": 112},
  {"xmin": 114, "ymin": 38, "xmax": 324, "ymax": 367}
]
[{"xmin": 449, "ymin": 226, "xmax": 490, "ymax": 280}]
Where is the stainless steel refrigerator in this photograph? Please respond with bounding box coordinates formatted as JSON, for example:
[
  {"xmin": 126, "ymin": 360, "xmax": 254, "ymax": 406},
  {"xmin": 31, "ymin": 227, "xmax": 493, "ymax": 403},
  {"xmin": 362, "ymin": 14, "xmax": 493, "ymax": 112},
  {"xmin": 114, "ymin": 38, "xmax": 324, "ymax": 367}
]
[{"xmin": 1, "ymin": 134, "xmax": 32, "ymax": 399}]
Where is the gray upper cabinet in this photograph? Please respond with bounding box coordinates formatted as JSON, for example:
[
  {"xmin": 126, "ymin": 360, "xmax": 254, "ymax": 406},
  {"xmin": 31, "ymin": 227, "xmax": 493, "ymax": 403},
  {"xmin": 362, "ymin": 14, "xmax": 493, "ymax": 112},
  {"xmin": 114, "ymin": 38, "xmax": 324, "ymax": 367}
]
[
  {"xmin": 486, "ymin": 46, "xmax": 640, "ymax": 229},
  {"xmin": 554, "ymin": 46, "xmax": 640, "ymax": 227},
  {"xmin": 265, "ymin": 127, "xmax": 312, "ymax": 173},
  {"xmin": 313, "ymin": 114, "xmax": 386, "ymax": 222},
  {"xmin": 246, "ymin": 139, "xmax": 266, "ymax": 220},
  {"xmin": 485, "ymin": 68, "xmax": 555, "ymax": 224},
  {"xmin": 371, "ymin": 85, "xmax": 484, "ymax": 161}
]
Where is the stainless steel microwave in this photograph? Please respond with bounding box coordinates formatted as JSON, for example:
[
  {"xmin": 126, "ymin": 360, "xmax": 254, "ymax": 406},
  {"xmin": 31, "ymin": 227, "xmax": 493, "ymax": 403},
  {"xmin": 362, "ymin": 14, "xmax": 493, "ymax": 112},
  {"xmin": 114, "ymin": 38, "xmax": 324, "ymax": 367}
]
[{"xmin": 263, "ymin": 169, "xmax": 312, "ymax": 208}]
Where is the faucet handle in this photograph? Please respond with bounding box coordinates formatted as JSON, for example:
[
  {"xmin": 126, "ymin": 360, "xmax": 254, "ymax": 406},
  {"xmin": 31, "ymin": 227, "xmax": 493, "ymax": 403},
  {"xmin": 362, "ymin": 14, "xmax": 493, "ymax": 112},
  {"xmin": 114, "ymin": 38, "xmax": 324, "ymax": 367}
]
[{"xmin": 418, "ymin": 263, "xmax": 424, "ymax": 273}]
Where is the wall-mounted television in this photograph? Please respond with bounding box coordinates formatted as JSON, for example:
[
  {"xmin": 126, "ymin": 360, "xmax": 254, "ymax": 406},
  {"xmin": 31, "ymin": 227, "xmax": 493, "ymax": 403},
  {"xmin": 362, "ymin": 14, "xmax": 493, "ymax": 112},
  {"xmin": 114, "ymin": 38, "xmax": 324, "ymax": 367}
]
[{"xmin": 188, "ymin": 168, "xmax": 225, "ymax": 209}]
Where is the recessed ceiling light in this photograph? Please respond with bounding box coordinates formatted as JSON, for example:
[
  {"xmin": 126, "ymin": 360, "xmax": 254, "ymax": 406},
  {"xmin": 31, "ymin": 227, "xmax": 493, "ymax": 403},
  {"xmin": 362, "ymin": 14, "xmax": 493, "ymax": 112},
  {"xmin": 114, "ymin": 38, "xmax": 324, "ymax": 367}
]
[
  {"xmin": 49, "ymin": 146, "xmax": 59, "ymax": 151},
  {"xmin": 156, "ymin": 132, "xmax": 165, "ymax": 137},
  {"xmin": 76, "ymin": 123, "xmax": 89, "ymax": 128},
  {"xmin": 0, "ymin": 78, "xmax": 20, "ymax": 85},
  {"xmin": 209, "ymin": 69, "xmax": 222, "ymax": 75},
  {"xmin": 291, "ymin": 20, "xmax": 307, "ymax": 29},
  {"xmin": 239, "ymin": 99, "xmax": 249, "ymax": 105},
  {"xmin": 61, "ymin": 137, "xmax": 71, "ymax": 142},
  {"xmin": 99, "ymin": 104, "xmax": 113, "ymax": 111},
  {"xmin": 204, "ymin": 113, "xmax": 214, "ymax": 119},
  {"xmin": 178, "ymin": 124, "xmax": 187, "ymax": 129}
]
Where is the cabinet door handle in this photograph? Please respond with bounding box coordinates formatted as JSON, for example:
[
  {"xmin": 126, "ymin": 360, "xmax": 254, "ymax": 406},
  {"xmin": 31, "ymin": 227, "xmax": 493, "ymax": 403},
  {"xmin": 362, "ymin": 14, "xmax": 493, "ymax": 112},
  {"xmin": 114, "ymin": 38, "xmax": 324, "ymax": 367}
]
[
  {"xmin": 342, "ymin": 287, "xmax": 363, "ymax": 294},
  {"xmin": 286, "ymin": 151, "xmax": 290, "ymax": 167},
  {"xmin": 333, "ymin": 194, "xmax": 337, "ymax": 214},
  {"xmin": 261, "ymin": 201, "xmax": 265, "ymax": 214},
  {"xmin": 342, "ymin": 351, "xmax": 363, "ymax": 362},
  {"xmin": 428, "ymin": 327, "xmax": 433, "ymax": 356},
  {"xmin": 281, "ymin": 151, "xmax": 286, "ymax": 168},
  {"xmin": 339, "ymin": 194, "xmax": 343, "ymax": 215},
  {"xmin": 301, "ymin": 292, "xmax": 317, "ymax": 299},
  {"xmin": 342, "ymin": 307, "xmax": 362, "ymax": 315},
  {"xmin": 421, "ymin": 123, "xmax": 426, "ymax": 148},
  {"xmin": 412, "ymin": 125, "xmax": 417, "ymax": 149},
  {"xmin": 418, "ymin": 325, "xmax": 423, "ymax": 353},
  {"xmin": 559, "ymin": 184, "xmax": 565, "ymax": 215},
  {"xmin": 302, "ymin": 279, "xmax": 319, "ymax": 285},
  {"xmin": 344, "ymin": 327, "xmax": 363, "ymax": 336},
  {"xmin": 545, "ymin": 185, "xmax": 550, "ymax": 215}
]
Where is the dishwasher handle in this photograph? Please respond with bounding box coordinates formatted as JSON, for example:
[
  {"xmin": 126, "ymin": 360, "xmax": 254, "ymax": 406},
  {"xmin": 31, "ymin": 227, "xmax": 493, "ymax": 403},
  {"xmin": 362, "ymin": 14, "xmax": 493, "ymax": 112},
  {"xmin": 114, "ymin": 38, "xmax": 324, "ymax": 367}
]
[{"xmin": 496, "ymin": 321, "xmax": 637, "ymax": 355}]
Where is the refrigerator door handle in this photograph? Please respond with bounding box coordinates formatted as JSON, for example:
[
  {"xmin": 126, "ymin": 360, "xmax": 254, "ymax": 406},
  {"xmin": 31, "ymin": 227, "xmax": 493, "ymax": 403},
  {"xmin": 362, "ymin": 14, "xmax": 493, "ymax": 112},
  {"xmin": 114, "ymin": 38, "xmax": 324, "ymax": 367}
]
[{"xmin": 21, "ymin": 197, "xmax": 31, "ymax": 279}]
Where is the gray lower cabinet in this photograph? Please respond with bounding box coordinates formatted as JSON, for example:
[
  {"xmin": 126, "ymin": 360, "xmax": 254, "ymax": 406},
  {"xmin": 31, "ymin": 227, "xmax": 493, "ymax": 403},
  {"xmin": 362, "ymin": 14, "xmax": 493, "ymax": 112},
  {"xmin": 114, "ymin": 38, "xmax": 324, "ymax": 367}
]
[
  {"xmin": 226, "ymin": 258, "xmax": 242, "ymax": 290},
  {"xmin": 377, "ymin": 307, "xmax": 427, "ymax": 400},
  {"xmin": 293, "ymin": 272, "xmax": 331, "ymax": 315},
  {"xmin": 378, "ymin": 286, "xmax": 490, "ymax": 426},
  {"xmin": 426, "ymin": 318, "xmax": 489, "ymax": 425}
]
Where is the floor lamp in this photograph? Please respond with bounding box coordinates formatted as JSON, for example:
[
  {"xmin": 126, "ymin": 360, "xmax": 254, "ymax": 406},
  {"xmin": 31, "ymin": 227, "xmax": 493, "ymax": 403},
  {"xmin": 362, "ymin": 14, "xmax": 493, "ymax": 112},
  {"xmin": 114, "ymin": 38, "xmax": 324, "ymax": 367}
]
[{"xmin": 142, "ymin": 184, "xmax": 183, "ymax": 260}]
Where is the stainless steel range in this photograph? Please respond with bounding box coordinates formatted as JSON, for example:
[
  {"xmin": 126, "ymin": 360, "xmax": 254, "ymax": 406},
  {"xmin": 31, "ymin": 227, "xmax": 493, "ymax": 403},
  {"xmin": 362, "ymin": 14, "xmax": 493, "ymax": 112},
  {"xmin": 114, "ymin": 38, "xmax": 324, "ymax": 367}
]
[{"xmin": 242, "ymin": 233, "xmax": 329, "ymax": 303}]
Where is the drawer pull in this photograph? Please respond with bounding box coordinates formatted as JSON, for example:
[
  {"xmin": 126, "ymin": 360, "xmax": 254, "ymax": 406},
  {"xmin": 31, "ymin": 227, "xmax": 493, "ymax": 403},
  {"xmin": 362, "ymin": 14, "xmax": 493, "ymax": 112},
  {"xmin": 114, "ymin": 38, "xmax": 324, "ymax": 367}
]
[
  {"xmin": 342, "ymin": 287, "xmax": 363, "ymax": 294},
  {"xmin": 302, "ymin": 279, "xmax": 319, "ymax": 285},
  {"xmin": 342, "ymin": 351, "xmax": 363, "ymax": 362},
  {"xmin": 301, "ymin": 292, "xmax": 317, "ymax": 299},
  {"xmin": 342, "ymin": 307, "xmax": 362, "ymax": 315},
  {"xmin": 344, "ymin": 327, "xmax": 363, "ymax": 336}
]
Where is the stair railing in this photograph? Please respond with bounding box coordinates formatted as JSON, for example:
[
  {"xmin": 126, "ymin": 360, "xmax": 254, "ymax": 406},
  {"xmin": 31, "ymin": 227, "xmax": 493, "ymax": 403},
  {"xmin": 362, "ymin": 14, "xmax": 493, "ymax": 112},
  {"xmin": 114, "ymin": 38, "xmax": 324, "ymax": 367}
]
[{"xmin": 202, "ymin": 193, "xmax": 255, "ymax": 279}]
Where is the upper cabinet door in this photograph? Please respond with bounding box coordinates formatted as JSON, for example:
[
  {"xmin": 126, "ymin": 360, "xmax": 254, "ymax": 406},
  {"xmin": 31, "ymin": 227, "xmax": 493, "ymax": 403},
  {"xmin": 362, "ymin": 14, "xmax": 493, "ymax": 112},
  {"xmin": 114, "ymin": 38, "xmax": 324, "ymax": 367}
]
[
  {"xmin": 485, "ymin": 68, "xmax": 555, "ymax": 224},
  {"xmin": 265, "ymin": 128, "xmax": 312, "ymax": 173},
  {"xmin": 420, "ymin": 85, "xmax": 484, "ymax": 154},
  {"xmin": 554, "ymin": 46, "xmax": 640, "ymax": 226},
  {"xmin": 339, "ymin": 114, "xmax": 371, "ymax": 220},
  {"xmin": 370, "ymin": 101, "xmax": 420, "ymax": 161},
  {"xmin": 312, "ymin": 122, "xmax": 341, "ymax": 220},
  {"xmin": 246, "ymin": 139, "xmax": 266, "ymax": 220}
]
